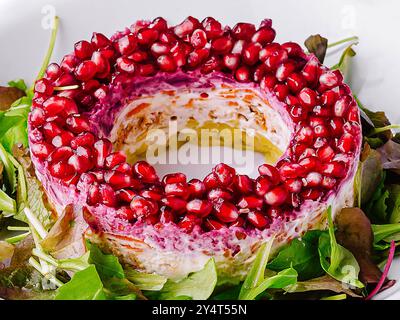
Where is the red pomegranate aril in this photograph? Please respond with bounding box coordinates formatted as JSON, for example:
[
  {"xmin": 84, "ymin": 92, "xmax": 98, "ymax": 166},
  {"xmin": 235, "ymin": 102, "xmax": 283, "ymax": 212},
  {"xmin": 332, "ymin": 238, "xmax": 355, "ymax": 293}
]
[
  {"xmin": 70, "ymin": 132, "xmax": 95, "ymax": 149},
  {"xmin": 213, "ymin": 200, "xmax": 239, "ymax": 223},
  {"xmin": 66, "ymin": 115, "xmax": 91, "ymax": 134},
  {"xmin": 104, "ymin": 171, "xmax": 135, "ymax": 189},
  {"xmin": 286, "ymin": 72, "xmax": 306, "ymax": 94},
  {"xmin": 298, "ymin": 156, "xmax": 320, "ymax": 171},
  {"xmin": 42, "ymin": 121, "xmax": 62, "ymax": 139},
  {"xmin": 319, "ymin": 70, "xmax": 343, "ymax": 88},
  {"xmin": 281, "ymin": 42, "xmax": 303, "ymax": 57},
  {"xmin": 74, "ymin": 60, "xmax": 97, "ymax": 81},
  {"xmin": 138, "ymin": 64, "xmax": 157, "ymax": 77},
  {"xmin": 334, "ymin": 96, "xmax": 352, "ymax": 117},
  {"xmin": 298, "ymin": 88, "xmax": 318, "ymax": 109},
  {"xmin": 104, "ymin": 152, "xmax": 126, "ymax": 169},
  {"xmin": 247, "ymin": 211, "xmax": 269, "ymax": 229},
  {"xmin": 314, "ymin": 137, "xmax": 328, "ymax": 149},
  {"xmin": 128, "ymin": 50, "xmax": 149, "ymax": 62},
  {"xmin": 91, "ymin": 32, "xmax": 111, "ymax": 48},
  {"xmin": 266, "ymin": 206, "xmax": 283, "ymax": 219},
  {"xmin": 276, "ymin": 60, "xmax": 296, "ymax": 81},
  {"xmin": 316, "ymin": 145, "xmax": 335, "ymax": 162},
  {"xmin": 133, "ymin": 161, "xmax": 158, "ymax": 183},
  {"xmin": 137, "ymin": 28, "xmax": 159, "ymax": 46},
  {"xmin": 45, "ymin": 63, "xmax": 61, "ymax": 80},
  {"xmin": 301, "ymin": 57, "xmax": 319, "ymax": 84},
  {"xmin": 114, "ymin": 163, "xmax": 133, "ymax": 175},
  {"xmin": 115, "ymin": 34, "xmax": 137, "ymax": 55},
  {"xmin": 203, "ymin": 173, "xmax": 219, "ymax": 190},
  {"xmin": 116, "ymin": 206, "xmax": 135, "ymax": 221},
  {"xmin": 314, "ymin": 124, "xmax": 330, "ymax": 138},
  {"xmin": 303, "ymin": 172, "xmax": 323, "ymax": 187},
  {"xmin": 190, "ymin": 29, "xmax": 207, "ymax": 48},
  {"xmin": 61, "ymin": 54, "xmax": 80, "ymax": 73},
  {"xmin": 235, "ymin": 66, "xmax": 251, "ymax": 82},
  {"xmin": 74, "ymin": 40, "xmax": 94, "ymax": 60},
  {"xmin": 164, "ymin": 182, "xmax": 189, "ymax": 199},
  {"xmin": 279, "ymin": 163, "xmax": 306, "ymax": 179},
  {"xmin": 321, "ymin": 90, "xmax": 338, "ymax": 108},
  {"xmin": 208, "ymin": 188, "xmax": 233, "ymax": 202},
  {"xmin": 258, "ymin": 43, "xmax": 280, "ymax": 62},
  {"xmin": 34, "ymin": 78, "xmax": 53, "ymax": 95},
  {"xmin": 252, "ymin": 27, "xmax": 276, "ymax": 45},
  {"xmin": 274, "ymin": 84, "xmax": 289, "ymax": 101},
  {"xmin": 157, "ymin": 55, "xmax": 177, "ymax": 72},
  {"xmin": 87, "ymin": 184, "xmax": 101, "ymax": 206},
  {"xmin": 289, "ymin": 105, "xmax": 307, "ymax": 122},
  {"xmin": 43, "ymin": 96, "xmax": 78, "ymax": 117},
  {"xmin": 201, "ymin": 56, "xmax": 222, "ymax": 74},
  {"xmin": 295, "ymin": 126, "xmax": 314, "ymax": 144},
  {"xmin": 211, "ymin": 36, "xmax": 233, "ymax": 54},
  {"xmin": 347, "ymin": 105, "xmax": 360, "ymax": 122},
  {"xmin": 187, "ymin": 48, "xmax": 210, "ymax": 68},
  {"xmin": 159, "ymin": 207, "xmax": 175, "ymax": 224},
  {"xmin": 232, "ymin": 23, "xmax": 256, "ymax": 40},
  {"xmin": 337, "ymin": 133, "xmax": 354, "ymax": 153},
  {"xmin": 264, "ymin": 185, "xmax": 288, "ymax": 206},
  {"xmin": 49, "ymin": 161, "xmax": 75, "ymax": 179},
  {"xmin": 185, "ymin": 179, "xmax": 205, "ymax": 199},
  {"xmin": 242, "ymin": 42, "xmax": 262, "ymax": 66},
  {"xmin": 212, "ymin": 163, "xmax": 235, "ymax": 187},
  {"xmin": 161, "ymin": 196, "xmax": 187, "ymax": 213},
  {"xmin": 285, "ymin": 95, "xmax": 299, "ymax": 106},
  {"xmin": 201, "ymin": 17, "xmax": 224, "ymax": 39},
  {"xmin": 91, "ymin": 51, "xmax": 110, "ymax": 77},
  {"xmin": 258, "ymin": 164, "xmax": 280, "ymax": 184},
  {"xmin": 321, "ymin": 161, "xmax": 346, "ymax": 178},
  {"xmin": 117, "ymin": 189, "xmax": 137, "ymax": 203},
  {"xmin": 204, "ymin": 218, "xmax": 226, "ymax": 231},
  {"xmin": 162, "ymin": 173, "xmax": 187, "ymax": 185},
  {"xmin": 150, "ymin": 42, "xmax": 170, "ymax": 57},
  {"xmin": 253, "ymin": 64, "xmax": 267, "ymax": 82},
  {"xmin": 68, "ymin": 154, "xmax": 92, "ymax": 173},
  {"xmin": 130, "ymin": 196, "xmax": 158, "ymax": 217},
  {"xmin": 93, "ymin": 139, "xmax": 113, "ymax": 168},
  {"xmin": 265, "ymin": 49, "xmax": 288, "ymax": 71},
  {"xmin": 116, "ymin": 57, "xmax": 136, "ymax": 74},
  {"xmin": 174, "ymin": 16, "xmax": 200, "ymax": 38},
  {"xmin": 52, "ymin": 131, "xmax": 75, "ymax": 148},
  {"xmin": 186, "ymin": 199, "xmax": 213, "ymax": 217},
  {"xmin": 301, "ymin": 188, "xmax": 323, "ymax": 201},
  {"xmin": 178, "ymin": 214, "xmax": 198, "ymax": 232},
  {"xmin": 285, "ymin": 178, "xmax": 303, "ymax": 193},
  {"xmin": 234, "ymin": 175, "xmax": 253, "ymax": 194},
  {"xmin": 255, "ymin": 176, "xmax": 273, "ymax": 197},
  {"xmin": 82, "ymin": 79, "xmax": 100, "ymax": 93},
  {"xmin": 139, "ymin": 189, "xmax": 163, "ymax": 202},
  {"xmin": 31, "ymin": 142, "xmax": 54, "ymax": 160},
  {"xmin": 222, "ymin": 53, "xmax": 241, "ymax": 70},
  {"xmin": 48, "ymin": 146, "xmax": 74, "ymax": 163},
  {"xmin": 237, "ymin": 196, "xmax": 264, "ymax": 209},
  {"xmin": 329, "ymin": 118, "xmax": 344, "ymax": 137}
]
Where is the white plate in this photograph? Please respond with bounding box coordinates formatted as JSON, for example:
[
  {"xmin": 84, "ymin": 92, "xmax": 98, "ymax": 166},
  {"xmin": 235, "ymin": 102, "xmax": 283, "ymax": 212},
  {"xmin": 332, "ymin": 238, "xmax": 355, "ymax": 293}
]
[{"xmin": 1, "ymin": 0, "xmax": 399, "ymax": 300}]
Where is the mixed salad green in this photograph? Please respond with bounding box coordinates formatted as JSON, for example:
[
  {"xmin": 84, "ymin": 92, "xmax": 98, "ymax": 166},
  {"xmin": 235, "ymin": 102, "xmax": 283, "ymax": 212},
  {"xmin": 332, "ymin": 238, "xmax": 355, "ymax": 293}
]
[{"xmin": 1, "ymin": 18, "xmax": 400, "ymax": 300}]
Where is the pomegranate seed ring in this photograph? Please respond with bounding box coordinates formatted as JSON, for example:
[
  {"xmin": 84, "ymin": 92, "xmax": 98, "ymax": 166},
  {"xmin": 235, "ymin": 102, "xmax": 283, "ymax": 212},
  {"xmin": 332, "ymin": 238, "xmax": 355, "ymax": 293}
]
[{"xmin": 29, "ymin": 17, "xmax": 362, "ymax": 281}]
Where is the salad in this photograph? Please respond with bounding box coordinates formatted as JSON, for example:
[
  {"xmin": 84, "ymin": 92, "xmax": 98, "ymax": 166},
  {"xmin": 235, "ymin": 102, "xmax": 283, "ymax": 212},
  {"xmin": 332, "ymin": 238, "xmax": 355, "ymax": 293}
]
[{"xmin": 1, "ymin": 16, "xmax": 400, "ymax": 301}]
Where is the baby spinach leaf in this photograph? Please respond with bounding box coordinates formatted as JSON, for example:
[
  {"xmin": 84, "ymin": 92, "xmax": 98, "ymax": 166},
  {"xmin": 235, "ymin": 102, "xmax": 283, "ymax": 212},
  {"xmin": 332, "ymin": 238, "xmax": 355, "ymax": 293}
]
[
  {"xmin": 318, "ymin": 207, "xmax": 363, "ymax": 288},
  {"xmin": 87, "ymin": 243, "xmax": 125, "ymax": 280},
  {"xmin": 55, "ymin": 265, "xmax": 106, "ymax": 300},
  {"xmin": 158, "ymin": 258, "xmax": 217, "ymax": 300},
  {"xmin": 372, "ymin": 224, "xmax": 400, "ymax": 244},
  {"xmin": 267, "ymin": 230, "xmax": 324, "ymax": 280},
  {"xmin": 7, "ymin": 79, "xmax": 27, "ymax": 92},
  {"xmin": 125, "ymin": 269, "xmax": 167, "ymax": 291}
]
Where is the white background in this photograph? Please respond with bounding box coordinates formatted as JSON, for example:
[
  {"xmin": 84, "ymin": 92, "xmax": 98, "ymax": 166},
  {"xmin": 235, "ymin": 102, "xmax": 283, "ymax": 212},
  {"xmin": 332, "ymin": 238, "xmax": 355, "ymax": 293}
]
[{"xmin": 0, "ymin": 0, "xmax": 399, "ymax": 299}]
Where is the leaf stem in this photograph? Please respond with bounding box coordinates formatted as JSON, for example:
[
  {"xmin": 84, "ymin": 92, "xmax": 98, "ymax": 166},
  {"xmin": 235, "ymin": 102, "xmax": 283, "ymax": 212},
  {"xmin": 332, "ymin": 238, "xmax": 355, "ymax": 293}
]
[
  {"xmin": 369, "ymin": 124, "xmax": 400, "ymax": 136},
  {"xmin": 327, "ymin": 36, "xmax": 359, "ymax": 49},
  {"xmin": 5, "ymin": 231, "xmax": 31, "ymax": 244}
]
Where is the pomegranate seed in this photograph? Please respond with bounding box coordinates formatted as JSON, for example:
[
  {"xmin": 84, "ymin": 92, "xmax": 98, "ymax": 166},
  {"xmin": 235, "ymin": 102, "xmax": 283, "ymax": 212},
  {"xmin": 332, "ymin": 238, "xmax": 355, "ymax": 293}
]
[
  {"xmin": 42, "ymin": 121, "xmax": 62, "ymax": 139},
  {"xmin": 213, "ymin": 163, "xmax": 235, "ymax": 187},
  {"xmin": 252, "ymin": 27, "xmax": 276, "ymax": 45},
  {"xmin": 91, "ymin": 51, "xmax": 110, "ymax": 78},
  {"xmin": 295, "ymin": 126, "xmax": 314, "ymax": 144},
  {"xmin": 259, "ymin": 43, "xmax": 280, "ymax": 62},
  {"xmin": 115, "ymin": 206, "xmax": 135, "ymax": 221},
  {"xmin": 208, "ymin": 188, "xmax": 233, "ymax": 202},
  {"xmin": 319, "ymin": 70, "xmax": 343, "ymax": 88},
  {"xmin": 265, "ymin": 49, "xmax": 288, "ymax": 71},
  {"xmin": 164, "ymin": 182, "xmax": 189, "ymax": 199},
  {"xmin": 117, "ymin": 189, "xmax": 137, "ymax": 203},
  {"xmin": 45, "ymin": 63, "xmax": 61, "ymax": 80},
  {"xmin": 187, "ymin": 179, "xmax": 206, "ymax": 198},
  {"xmin": 288, "ymin": 105, "xmax": 307, "ymax": 122},
  {"xmin": 91, "ymin": 32, "xmax": 111, "ymax": 48},
  {"xmin": 337, "ymin": 133, "xmax": 354, "ymax": 153},
  {"xmin": 264, "ymin": 185, "xmax": 288, "ymax": 206},
  {"xmin": 178, "ymin": 214, "xmax": 198, "ymax": 232},
  {"xmin": 140, "ymin": 189, "xmax": 163, "ymax": 202},
  {"xmin": 74, "ymin": 40, "xmax": 94, "ymax": 59},
  {"xmin": 49, "ymin": 161, "xmax": 75, "ymax": 179},
  {"xmin": 162, "ymin": 173, "xmax": 186, "ymax": 185},
  {"xmin": 211, "ymin": 36, "xmax": 233, "ymax": 54},
  {"xmin": 266, "ymin": 206, "xmax": 283, "ymax": 219},
  {"xmin": 93, "ymin": 139, "xmax": 112, "ymax": 168},
  {"xmin": 201, "ymin": 17, "xmax": 224, "ymax": 39},
  {"xmin": 303, "ymin": 172, "xmax": 323, "ymax": 187},
  {"xmin": 284, "ymin": 178, "xmax": 303, "ymax": 193},
  {"xmin": 298, "ymin": 88, "xmax": 318, "ymax": 109},
  {"xmin": 159, "ymin": 207, "xmax": 175, "ymax": 224},
  {"xmin": 48, "ymin": 146, "xmax": 74, "ymax": 164},
  {"xmin": 242, "ymin": 42, "xmax": 262, "ymax": 66},
  {"xmin": 115, "ymin": 34, "xmax": 137, "ymax": 55},
  {"xmin": 70, "ymin": 132, "xmax": 95, "ymax": 149},
  {"xmin": 186, "ymin": 199, "xmax": 213, "ymax": 217},
  {"xmin": 138, "ymin": 64, "xmax": 156, "ymax": 77},
  {"xmin": 61, "ymin": 54, "xmax": 80, "ymax": 73},
  {"xmin": 87, "ymin": 184, "xmax": 101, "ymax": 205},
  {"xmin": 232, "ymin": 23, "xmax": 256, "ymax": 40},
  {"xmin": 253, "ymin": 64, "xmax": 268, "ymax": 82},
  {"xmin": 157, "ymin": 55, "xmax": 177, "ymax": 72},
  {"xmin": 230, "ymin": 217, "xmax": 245, "ymax": 228},
  {"xmin": 68, "ymin": 153, "xmax": 92, "ymax": 174},
  {"xmin": 30, "ymin": 108, "xmax": 46, "ymax": 127},
  {"xmin": 187, "ymin": 48, "xmax": 209, "ymax": 68},
  {"xmin": 150, "ymin": 42, "xmax": 170, "ymax": 57},
  {"xmin": 314, "ymin": 137, "xmax": 328, "ymax": 149},
  {"xmin": 234, "ymin": 175, "xmax": 253, "ymax": 194},
  {"xmin": 190, "ymin": 29, "xmax": 207, "ymax": 48},
  {"xmin": 313, "ymin": 105, "xmax": 331, "ymax": 117},
  {"xmin": 52, "ymin": 131, "xmax": 75, "ymax": 148},
  {"xmin": 258, "ymin": 164, "xmax": 280, "ymax": 184},
  {"xmin": 201, "ymin": 56, "xmax": 222, "ymax": 74},
  {"xmin": 287, "ymin": 73, "xmax": 306, "ymax": 94},
  {"xmin": 247, "ymin": 211, "xmax": 269, "ymax": 229},
  {"xmin": 116, "ymin": 57, "xmax": 136, "ymax": 73},
  {"xmin": 223, "ymin": 53, "xmax": 241, "ymax": 70},
  {"xmin": 313, "ymin": 124, "xmax": 330, "ymax": 138},
  {"xmin": 298, "ymin": 156, "xmax": 320, "ymax": 171},
  {"xmin": 203, "ymin": 173, "xmax": 219, "ymax": 190},
  {"xmin": 34, "ymin": 78, "xmax": 53, "ymax": 95},
  {"xmin": 130, "ymin": 196, "xmax": 158, "ymax": 217},
  {"xmin": 334, "ymin": 96, "xmax": 352, "ymax": 117},
  {"xmin": 31, "ymin": 142, "xmax": 54, "ymax": 160},
  {"xmin": 347, "ymin": 105, "xmax": 360, "ymax": 122},
  {"xmin": 231, "ymin": 39, "xmax": 246, "ymax": 54},
  {"xmin": 204, "ymin": 218, "xmax": 226, "ymax": 231},
  {"xmin": 104, "ymin": 171, "xmax": 135, "ymax": 189},
  {"xmin": 237, "ymin": 196, "xmax": 263, "ymax": 209},
  {"xmin": 301, "ymin": 57, "xmax": 320, "ymax": 84},
  {"xmin": 137, "ymin": 28, "xmax": 159, "ymax": 46},
  {"xmin": 104, "ymin": 152, "xmax": 126, "ymax": 169},
  {"xmin": 316, "ymin": 145, "xmax": 335, "ymax": 162},
  {"xmin": 301, "ymin": 188, "xmax": 323, "ymax": 201},
  {"xmin": 235, "ymin": 66, "xmax": 251, "ymax": 82},
  {"xmin": 329, "ymin": 118, "xmax": 344, "ymax": 137},
  {"xmin": 276, "ymin": 60, "xmax": 296, "ymax": 81},
  {"xmin": 274, "ymin": 84, "xmax": 289, "ymax": 101},
  {"xmin": 74, "ymin": 60, "xmax": 97, "ymax": 81},
  {"xmin": 133, "ymin": 161, "xmax": 158, "ymax": 183},
  {"xmin": 281, "ymin": 42, "xmax": 303, "ymax": 57},
  {"xmin": 174, "ymin": 16, "xmax": 200, "ymax": 38},
  {"xmin": 320, "ymin": 161, "xmax": 346, "ymax": 178},
  {"xmin": 321, "ymin": 176, "xmax": 337, "ymax": 189},
  {"xmin": 114, "ymin": 163, "xmax": 133, "ymax": 175},
  {"xmin": 65, "ymin": 115, "xmax": 91, "ymax": 134},
  {"xmin": 213, "ymin": 199, "xmax": 239, "ymax": 223},
  {"xmin": 279, "ymin": 163, "xmax": 306, "ymax": 179},
  {"xmin": 43, "ymin": 96, "xmax": 78, "ymax": 117},
  {"xmin": 255, "ymin": 176, "xmax": 273, "ymax": 197},
  {"xmin": 161, "ymin": 196, "xmax": 187, "ymax": 213},
  {"xmin": 286, "ymin": 95, "xmax": 300, "ymax": 106},
  {"xmin": 321, "ymin": 90, "xmax": 338, "ymax": 108}
]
